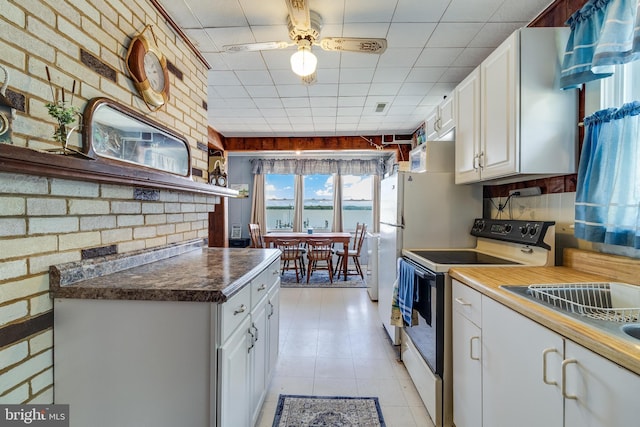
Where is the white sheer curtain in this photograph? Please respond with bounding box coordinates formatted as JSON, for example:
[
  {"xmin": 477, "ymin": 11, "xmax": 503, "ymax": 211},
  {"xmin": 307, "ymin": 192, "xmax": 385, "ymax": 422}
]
[
  {"xmin": 372, "ymin": 174, "xmax": 381, "ymax": 233},
  {"xmin": 250, "ymin": 173, "xmax": 266, "ymax": 234},
  {"xmin": 293, "ymin": 175, "xmax": 304, "ymax": 232},
  {"xmin": 332, "ymin": 174, "xmax": 343, "ymax": 231}
]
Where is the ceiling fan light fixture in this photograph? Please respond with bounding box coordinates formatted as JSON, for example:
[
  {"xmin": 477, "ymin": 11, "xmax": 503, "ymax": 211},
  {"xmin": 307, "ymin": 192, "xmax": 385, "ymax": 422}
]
[{"xmin": 290, "ymin": 46, "xmax": 317, "ymax": 77}]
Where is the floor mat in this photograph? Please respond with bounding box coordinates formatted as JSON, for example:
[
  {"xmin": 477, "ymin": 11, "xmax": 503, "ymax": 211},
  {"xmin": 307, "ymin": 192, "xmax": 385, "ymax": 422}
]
[
  {"xmin": 272, "ymin": 394, "xmax": 386, "ymax": 427},
  {"xmin": 279, "ymin": 270, "xmax": 368, "ymax": 288}
]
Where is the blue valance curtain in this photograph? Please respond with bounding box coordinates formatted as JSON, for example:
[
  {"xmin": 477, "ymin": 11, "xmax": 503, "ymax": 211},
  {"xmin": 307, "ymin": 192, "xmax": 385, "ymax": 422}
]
[
  {"xmin": 560, "ymin": 0, "xmax": 640, "ymax": 89},
  {"xmin": 250, "ymin": 158, "xmax": 385, "ymax": 176},
  {"xmin": 575, "ymin": 101, "xmax": 640, "ymax": 248}
]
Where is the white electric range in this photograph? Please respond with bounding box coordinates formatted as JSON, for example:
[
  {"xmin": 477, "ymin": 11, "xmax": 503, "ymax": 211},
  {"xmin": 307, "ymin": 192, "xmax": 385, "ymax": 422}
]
[{"xmin": 398, "ymin": 218, "xmax": 556, "ymax": 427}]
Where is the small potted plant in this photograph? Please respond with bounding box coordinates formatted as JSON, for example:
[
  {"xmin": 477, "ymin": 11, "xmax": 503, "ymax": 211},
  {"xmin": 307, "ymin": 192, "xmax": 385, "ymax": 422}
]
[{"xmin": 45, "ymin": 66, "xmax": 82, "ymax": 153}]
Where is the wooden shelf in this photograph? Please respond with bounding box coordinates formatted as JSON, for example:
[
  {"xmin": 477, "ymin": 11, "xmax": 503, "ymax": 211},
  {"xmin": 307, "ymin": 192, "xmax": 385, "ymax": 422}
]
[{"xmin": 0, "ymin": 143, "xmax": 238, "ymax": 197}]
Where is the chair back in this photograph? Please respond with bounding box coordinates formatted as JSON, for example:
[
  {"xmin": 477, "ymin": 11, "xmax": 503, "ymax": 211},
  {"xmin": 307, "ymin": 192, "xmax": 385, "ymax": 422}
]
[
  {"xmin": 248, "ymin": 223, "xmax": 264, "ymax": 248},
  {"xmin": 354, "ymin": 223, "xmax": 367, "ymax": 255},
  {"xmin": 306, "ymin": 238, "xmax": 334, "ymax": 261},
  {"xmin": 272, "ymin": 238, "xmax": 303, "ymax": 260},
  {"xmin": 352, "ymin": 223, "xmax": 366, "ymax": 250}
]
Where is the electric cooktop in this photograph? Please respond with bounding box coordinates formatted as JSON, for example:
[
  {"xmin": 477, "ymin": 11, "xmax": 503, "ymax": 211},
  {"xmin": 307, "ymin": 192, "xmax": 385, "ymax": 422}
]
[{"xmin": 407, "ymin": 250, "xmax": 520, "ymax": 265}]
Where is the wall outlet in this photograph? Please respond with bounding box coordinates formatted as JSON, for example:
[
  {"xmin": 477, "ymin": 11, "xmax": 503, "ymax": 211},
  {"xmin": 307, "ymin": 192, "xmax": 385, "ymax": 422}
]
[{"xmin": 509, "ymin": 187, "xmax": 542, "ymax": 197}]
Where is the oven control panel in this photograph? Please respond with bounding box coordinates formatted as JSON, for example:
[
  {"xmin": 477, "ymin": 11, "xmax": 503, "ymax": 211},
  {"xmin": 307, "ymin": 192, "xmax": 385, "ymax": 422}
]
[{"xmin": 470, "ymin": 218, "xmax": 554, "ymax": 249}]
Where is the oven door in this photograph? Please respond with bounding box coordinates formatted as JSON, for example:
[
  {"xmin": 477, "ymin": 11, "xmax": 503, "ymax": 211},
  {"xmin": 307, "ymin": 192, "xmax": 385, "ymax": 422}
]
[{"xmin": 402, "ymin": 258, "xmax": 445, "ymax": 376}]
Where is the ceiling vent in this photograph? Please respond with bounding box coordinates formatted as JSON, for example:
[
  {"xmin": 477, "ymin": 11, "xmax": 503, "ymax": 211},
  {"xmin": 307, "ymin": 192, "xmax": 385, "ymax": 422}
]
[{"xmin": 375, "ymin": 102, "xmax": 387, "ymax": 113}]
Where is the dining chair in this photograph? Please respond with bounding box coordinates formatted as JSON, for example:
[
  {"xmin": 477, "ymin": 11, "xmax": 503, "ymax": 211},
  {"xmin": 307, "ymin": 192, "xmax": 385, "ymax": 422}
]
[
  {"xmin": 272, "ymin": 238, "xmax": 305, "ymax": 282},
  {"xmin": 306, "ymin": 238, "xmax": 335, "ymax": 283},
  {"xmin": 334, "ymin": 223, "xmax": 367, "ymax": 279},
  {"xmin": 248, "ymin": 223, "xmax": 264, "ymax": 248}
]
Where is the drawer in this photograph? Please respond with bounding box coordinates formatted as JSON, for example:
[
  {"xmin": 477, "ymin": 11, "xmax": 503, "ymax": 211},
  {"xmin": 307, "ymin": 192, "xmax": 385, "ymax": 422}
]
[
  {"xmin": 221, "ymin": 285, "xmax": 251, "ymax": 343},
  {"xmin": 452, "ymin": 279, "xmax": 482, "ymax": 327},
  {"xmin": 251, "ymin": 259, "xmax": 280, "ymax": 309}
]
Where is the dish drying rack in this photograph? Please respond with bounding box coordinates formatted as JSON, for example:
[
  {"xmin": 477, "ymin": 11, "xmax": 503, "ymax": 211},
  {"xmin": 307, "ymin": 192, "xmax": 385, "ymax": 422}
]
[{"xmin": 527, "ymin": 283, "xmax": 640, "ymax": 323}]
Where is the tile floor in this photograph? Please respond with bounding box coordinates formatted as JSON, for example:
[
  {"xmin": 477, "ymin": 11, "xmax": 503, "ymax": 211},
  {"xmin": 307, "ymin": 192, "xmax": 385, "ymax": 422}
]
[{"xmin": 256, "ymin": 287, "xmax": 436, "ymax": 427}]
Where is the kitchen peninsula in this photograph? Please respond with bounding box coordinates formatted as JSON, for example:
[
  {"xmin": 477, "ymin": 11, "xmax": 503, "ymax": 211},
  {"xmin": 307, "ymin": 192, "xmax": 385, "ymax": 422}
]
[{"xmin": 50, "ymin": 240, "xmax": 281, "ymax": 427}]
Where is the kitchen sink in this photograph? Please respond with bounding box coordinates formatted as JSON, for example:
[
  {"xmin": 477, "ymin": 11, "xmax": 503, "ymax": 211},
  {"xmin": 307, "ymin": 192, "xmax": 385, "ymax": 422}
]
[
  {"xmin": 501, "ymin": 282, "xmax": 640, "ymax": 342},
  {"xmin": 621, "ymin": 324, "xmax": 640, "ymax": 340}
]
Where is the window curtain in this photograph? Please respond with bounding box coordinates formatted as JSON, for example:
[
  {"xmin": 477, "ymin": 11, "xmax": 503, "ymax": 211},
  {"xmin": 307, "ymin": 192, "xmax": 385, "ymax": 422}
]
[
  {"xmin": 250, "ymin": 158, "xmax": 385, "ymax": 176},
  {"xmin": 372, "ymin": 174, "xmax": 381, "ymax": 233},
  {"xmin": 250, "ymin": 173, "xmax": 266, "ymax": 234},
  {"xmin": 332, "ymin": 174, "xmax": 343, "ymax": 232},
  {"xmin": 561, "ymin": 0, "xmax": 640, "ymax": 89},
  {"xmin": 575, "ymin": 101, "xmax": 640, "ymax": 248},
  {"xmin": 293, "ymin": 174, "xmax": 303, "ymax": 232}
]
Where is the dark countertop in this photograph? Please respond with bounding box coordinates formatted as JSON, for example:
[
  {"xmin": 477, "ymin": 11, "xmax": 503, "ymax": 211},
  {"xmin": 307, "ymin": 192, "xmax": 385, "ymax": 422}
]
[{"xmin": 50, "ymin": 242, "xmax": 280, "ymax": 303}]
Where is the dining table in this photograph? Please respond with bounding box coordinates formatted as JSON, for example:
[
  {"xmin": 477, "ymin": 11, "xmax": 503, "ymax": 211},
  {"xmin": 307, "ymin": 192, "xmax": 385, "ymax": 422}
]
[{"xmin": 262, "ymin": 231, "xmax": 352, "ymax": 281}]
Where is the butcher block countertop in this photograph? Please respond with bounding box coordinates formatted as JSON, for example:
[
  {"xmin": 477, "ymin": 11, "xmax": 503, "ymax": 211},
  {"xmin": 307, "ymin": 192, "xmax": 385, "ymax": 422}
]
[
  {"xmin": 449, "ymin": 248, "xmax": 640, "ymax": 375},
  {"xmin": 50, "ymin": 239, "xmax": 280, "ymax": 303}
]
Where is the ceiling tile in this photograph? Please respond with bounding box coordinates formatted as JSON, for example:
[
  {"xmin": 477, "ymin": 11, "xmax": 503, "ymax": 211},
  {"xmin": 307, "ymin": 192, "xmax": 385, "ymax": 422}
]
[
  {"xmin": 415, "ymin": 47, "xmax": 464, "ymax": 67},
  {"xmin": 339, "ymin": 68, "xmax": 375, "ymax": 84},
  {"xmin": 376, "ymin": 48, "xmax": 422, "ymax": 68},
  {"xmin": 372, "ymin": 67, "xmax": 411, "ymax": 83},
  {"xmin": 405, "ymin": 67, "xmax": 446, "ymax": 83},
  {"xmin": 343, "ymin": 0, "xmax": 398, "ymax": 23},
  {"xmin": 386, "ymin": 23, "xmax": 437, "ymax": 48},
  {"xmin": 469, "ymin": 22, "xmax": 524, "ymax": 47},
  {"xmin": 245, "ymin": 85, "xmax": 279, "ymax": 98},
  {"xmin": 281, "ymin": 97, "xmax": 310, "ymax": 108},
  {"xmin": 392, "ymin": 0, "xmax": 451, "ymax": 22},
  {"xmin": 338, "ymin": 84, "xmax": 370, "ymax": 96},
  {"xmin": 426, "ymin": 23, "xmax": 484, "ymax": 47},
  {"xmin": 441, "ymin": 0, "xmax": 504, "ymax": 22},
  {"xmin": 452, "ymin": 47, "xmax": 494, "ymax": 66},
  {"xmin": 254, "ymin": 97, "xmax": 284, "ymax": 108},
  {"xmin": 235, "ymin": 70, "xmax": 273, "ymax": 85},
  {"xmin": 307, "ymin": 84, "xmax": 339, "ymax": 97}
]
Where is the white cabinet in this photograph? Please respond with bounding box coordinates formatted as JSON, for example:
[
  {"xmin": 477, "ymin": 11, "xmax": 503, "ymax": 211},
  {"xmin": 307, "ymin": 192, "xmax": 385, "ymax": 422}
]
[
  {"xmin": 426, "ymin": 94, "xmax": 455, "ymax": 141},
  {"xmin": 454, "ymin": 69, "xmax": 481, "ymax": 183},
  {"xmin": 219, "ymin": 314, "xmax": 252, "ymax": 427},
  {"xmin": 451, "ymin": 279, "xmax": 640, "ymax": 427},
  {"xmin": 452, "ymin": 281, "xmax": 482, "ymax": 427},
  {"xmin": 455, "ymin": 27, "xmax": 577, "ymax": 184},
  {"xmin": 220, "ymin": 258, "xmax": 281, "ymax": 427},
  {"xmin": 564, "ymin": 341, "xmax": 640, "ymax": 427},
  {"xmin": 481, "ymin": 296, "xmax": 564, "ymax": 427}
]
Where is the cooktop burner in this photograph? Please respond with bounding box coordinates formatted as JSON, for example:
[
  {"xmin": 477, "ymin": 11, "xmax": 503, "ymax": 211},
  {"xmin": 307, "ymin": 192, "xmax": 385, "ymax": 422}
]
[{"xmin": 408, "ymin": 250, "xmax": 520, "ymax": 265}]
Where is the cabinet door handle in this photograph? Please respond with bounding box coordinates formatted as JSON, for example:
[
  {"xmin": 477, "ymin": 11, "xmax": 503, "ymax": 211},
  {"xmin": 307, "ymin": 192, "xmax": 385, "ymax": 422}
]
[
  {"xmin": 234, "ymin": 304, "xmax": 247, "ymax": 315},
  {"xmin": 268, "ymin": 301, "xmax": 275, "ymax": 318},
  {"xmin": 479, "ymin": 151, "xmax": 484, "ymax": 169},
  {"xmin": 455, "ymin": 297, "xmax": 471, "ymax": 307},
  {"xmin": 542, "ymin": 348, "xmax": 558, "ymax": 385},
  {"xmin": 470, "ymin": 336, "xmax": 480, "ymax": 361},
  {"xmin": 247, "ymin": 326, "xmax": 255, "ymax": 353},
  {"xmin": 257, "ymin": 283, "xmax": 267, "ymax": 292},
  {"xmin": 561, "ymin": 358, "xmax": 578, "ymax": 399}
]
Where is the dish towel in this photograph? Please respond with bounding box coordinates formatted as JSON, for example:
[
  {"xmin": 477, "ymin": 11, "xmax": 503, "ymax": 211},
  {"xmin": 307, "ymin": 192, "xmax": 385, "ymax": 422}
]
[{"xmin": 398, "ymin": 258, "xmax": 418, "ymax": 326}]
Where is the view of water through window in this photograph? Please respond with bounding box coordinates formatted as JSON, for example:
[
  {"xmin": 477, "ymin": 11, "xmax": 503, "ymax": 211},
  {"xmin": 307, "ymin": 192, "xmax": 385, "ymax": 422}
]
[{"xmin": 265, "ymin": 174, "xmax": 372, "ymax": 231}]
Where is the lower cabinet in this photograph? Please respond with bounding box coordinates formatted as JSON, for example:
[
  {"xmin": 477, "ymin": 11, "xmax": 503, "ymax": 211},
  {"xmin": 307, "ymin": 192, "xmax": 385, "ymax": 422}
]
[
  {"xmin": 452, "ymin": 279, "xmax": 640, "ymax": 427},
  {"xmin": 452, "ymin": 282, "xmax": 482, "ymax": 427},
  {"xmin": 219, "ymin": 258, "xmax": 281, "ymax": 427}
]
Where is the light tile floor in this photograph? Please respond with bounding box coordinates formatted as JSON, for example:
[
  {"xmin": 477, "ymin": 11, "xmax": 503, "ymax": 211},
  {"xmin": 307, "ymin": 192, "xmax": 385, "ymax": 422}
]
[{"xmin": 257, "ymin": 287, "xmax": 436, "ymax": 427}]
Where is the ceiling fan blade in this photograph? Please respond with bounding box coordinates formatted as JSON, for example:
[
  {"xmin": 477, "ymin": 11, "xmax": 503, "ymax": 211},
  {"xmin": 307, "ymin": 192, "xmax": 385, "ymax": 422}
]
[
  {"xmin": 223, "ymin": 41, "xmax": 291, "ymax": 52},
  {"xmin": 319, "ymin": 37, "xmax": 387, "ymax": 54},
  {"xmin": 286, "ymin": 0, "xmax": 311, "ymax": 31}
]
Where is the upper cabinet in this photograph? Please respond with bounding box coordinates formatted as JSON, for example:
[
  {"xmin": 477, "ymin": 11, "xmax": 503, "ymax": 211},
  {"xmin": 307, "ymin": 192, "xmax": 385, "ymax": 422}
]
[
  {"xmin": 425, "ymin": 94, "xmax": 456, "ymax": 141},
  {"xmin": 455, "ymin": 28, "xmax": 578, "ymax": 184}
]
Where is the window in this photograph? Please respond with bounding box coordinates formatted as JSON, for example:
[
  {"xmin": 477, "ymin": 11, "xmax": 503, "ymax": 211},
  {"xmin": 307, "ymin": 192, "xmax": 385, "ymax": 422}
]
[
  {"xmin": 303, "ymin": 174, "xmax": 332, "ymax": 232},
  {"xmin": 265, "ymin": 174, "xmax": 294, "ymax": 231},
  {"xmin": 342, "ymin": 175, "xmax": 373, "ymax": 231},
  {"xmin": 588, "ymin": 61, "xmax": 640, "ymax": 112}
]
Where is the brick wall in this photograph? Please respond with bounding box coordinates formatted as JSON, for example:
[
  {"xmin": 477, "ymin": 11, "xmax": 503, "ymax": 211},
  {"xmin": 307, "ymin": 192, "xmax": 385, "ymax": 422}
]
[{"xmin": 0, "ymin": 0, "xmax": 216, "ymax": 403}]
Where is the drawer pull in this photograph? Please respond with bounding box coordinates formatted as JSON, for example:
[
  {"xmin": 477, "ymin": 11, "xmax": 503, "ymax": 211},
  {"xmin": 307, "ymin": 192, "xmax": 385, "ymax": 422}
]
[
  {"xmin": 455, "ymin": 297, "xmax": 471, "ymax": 307},
  {"xmin": 542, "ymin": 348, "xmax": 558, "ymax": 385},
  {"xmin": 233, "ymin": 304, "xmax": 247, "ymax": 315},
  {"xmin": 470, "ymin": 336, "xmax": 480, "ymax": 361},
  {"xmin": 257, "ymin": 283, "xmax": 267, "ymax": 291},
  {"xmin": 561, "ymin": 358, "xmax": 578, "ymax": 400}
]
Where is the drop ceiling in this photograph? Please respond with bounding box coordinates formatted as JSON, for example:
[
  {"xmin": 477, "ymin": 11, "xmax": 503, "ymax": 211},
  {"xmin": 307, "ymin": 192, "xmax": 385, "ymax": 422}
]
[{"xmin": 157, "ymin": 0, "xmax": 554, "ymax": 138}]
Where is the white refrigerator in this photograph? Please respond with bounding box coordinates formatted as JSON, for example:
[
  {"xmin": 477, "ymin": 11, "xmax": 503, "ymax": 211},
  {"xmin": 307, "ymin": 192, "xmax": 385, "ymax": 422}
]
[{"xmin": 378, "ymin": 171, "xmax": 482, "ymax": 344}]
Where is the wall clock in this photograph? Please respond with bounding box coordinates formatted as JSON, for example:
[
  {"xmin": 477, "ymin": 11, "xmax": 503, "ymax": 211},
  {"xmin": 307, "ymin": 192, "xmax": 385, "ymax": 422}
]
[{"xmin": 126, "ymin": 25, "xmax": 170, "ymax": 110}]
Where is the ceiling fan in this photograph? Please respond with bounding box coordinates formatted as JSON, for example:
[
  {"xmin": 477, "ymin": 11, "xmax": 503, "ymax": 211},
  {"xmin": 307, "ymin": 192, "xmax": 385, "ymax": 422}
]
[{"xmin": 223, "ymin": 0, "xmax": 387, "ymax": 82}]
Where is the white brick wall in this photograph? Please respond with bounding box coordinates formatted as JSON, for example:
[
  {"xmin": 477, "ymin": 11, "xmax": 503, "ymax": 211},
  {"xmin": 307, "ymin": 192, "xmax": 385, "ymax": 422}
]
[{"xmin": 0, "ymin": 0, "xmax": 216, "ymax": 404}]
